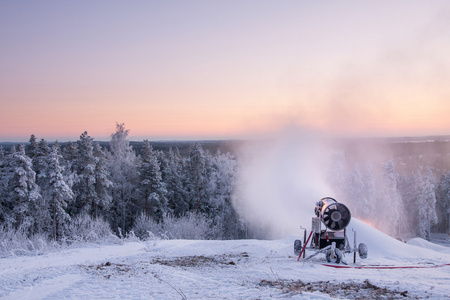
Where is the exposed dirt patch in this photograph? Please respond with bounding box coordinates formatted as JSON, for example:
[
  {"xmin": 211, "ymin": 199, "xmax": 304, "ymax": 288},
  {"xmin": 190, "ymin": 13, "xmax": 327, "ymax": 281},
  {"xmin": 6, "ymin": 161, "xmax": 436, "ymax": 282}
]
[
  {"xmin": 152, "ymin": 252, "xmax": 249, "ymax": 268},
  {"xmin": 81, "ymin": 252, "xmax": 249, "ymax": 279},
  {"xmin": 259, "ymin": 279, "xmax": 416, "ymax": 299},
  {"xmin": 81, "ymin": 261, "xmax": 137, "ymax": 279}
]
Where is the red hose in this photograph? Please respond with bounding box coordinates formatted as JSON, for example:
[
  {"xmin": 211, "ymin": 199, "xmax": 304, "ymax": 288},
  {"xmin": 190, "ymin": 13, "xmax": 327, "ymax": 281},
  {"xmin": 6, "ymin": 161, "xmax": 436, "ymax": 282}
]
[
  {"xmin": 322, "ymin": 263, "xmax": 450, "ymax": 269},
  {"xmin": 297, "ymin": 230, "xmax": 314, "ymax": 262}
]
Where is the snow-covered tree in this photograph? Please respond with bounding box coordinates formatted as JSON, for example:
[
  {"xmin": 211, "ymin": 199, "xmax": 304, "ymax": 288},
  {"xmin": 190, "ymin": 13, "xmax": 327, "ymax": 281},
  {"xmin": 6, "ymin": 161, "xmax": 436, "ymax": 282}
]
[
  {"xmin": 92, "ymin": 143, "xmax": 113, "ymax": 218},
  {"xmin": 62, "ymin": 141, "xmax": 78, "ymax": 174},
  {"xmin": 164, "ymin": 147, "xmax": 188, "ymax": 216},
  {"xmin": 72, "ymin": 131, "xmax": 97, "ymax": 215},
  {"xmin": 7, "ymin": 145, "xmax": 41, "ymax": 233},
  {"xmin": 45, "ymin": 145, "xmax": 73, "ymax": 240},
  {"xmin": 435, "ymin": 172, "xmax": 450, "ymax": 233},
  {"xmin": 185, "ymin": 143, "xmax": 208, "ymax": 214},
  {"xmin": 208, "ymin": 151, "xmax": 242, "ymax": 239},
  {"xmin": 139, "ymin": 140, "xmax": 167, "ymax": 221},
  {"xmin": 61, "ymin": 141, "xmax": 78, "ymax": 193},
  {"xmin": 33, "ymin": 139, "xmax": 51, "ymax": 188},
  {"xmin": 0, "ymin": 146, "xmax": 8, "ymax": 225},
  {"xmin": 25, "ymin": 134, "xmax": 38, "ymax": 159},
  {"xmin": 416, "ymin": 168, "xmax": 438, "ymax": 239},
  {"xmin": 108, "ymin": 123, "xmax": 139, "ymax": 233}
]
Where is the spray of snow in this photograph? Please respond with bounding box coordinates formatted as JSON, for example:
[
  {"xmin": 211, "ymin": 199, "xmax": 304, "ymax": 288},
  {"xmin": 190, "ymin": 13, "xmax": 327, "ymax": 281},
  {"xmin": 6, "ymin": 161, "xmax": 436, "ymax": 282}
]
[
  {"xmin": 232, "ymin": 125, "xmax": 439, "ymax": 240},
  {"xmin": 233, "ymin": 127, "xmax": 336, "ymax": 238}
]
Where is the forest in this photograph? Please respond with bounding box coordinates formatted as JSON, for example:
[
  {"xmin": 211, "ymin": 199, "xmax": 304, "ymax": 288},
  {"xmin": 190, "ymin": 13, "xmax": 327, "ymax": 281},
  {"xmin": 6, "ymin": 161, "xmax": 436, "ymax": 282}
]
[{"xmin": 0, "ymin": 124, "xmax": 449, "ymax": 255}]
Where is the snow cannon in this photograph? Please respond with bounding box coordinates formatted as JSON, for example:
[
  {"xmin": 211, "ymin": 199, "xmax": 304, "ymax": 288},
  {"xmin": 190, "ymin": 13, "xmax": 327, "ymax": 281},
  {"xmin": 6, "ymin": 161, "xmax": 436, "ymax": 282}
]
[
  {"xmin": 315, "ymin": 197, "xmax": 351, "ymax": 231},
  {"xmin": 295, "ymin": 197, "xmax": 368, "ymax": 264}
]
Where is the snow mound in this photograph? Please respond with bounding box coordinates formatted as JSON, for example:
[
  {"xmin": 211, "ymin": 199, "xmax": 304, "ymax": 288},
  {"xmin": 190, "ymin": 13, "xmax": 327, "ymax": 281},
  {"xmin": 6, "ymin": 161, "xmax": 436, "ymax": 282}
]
[
  {"xmin": 316, "ymin": 218, "xmax": 450, "ymax": 264},
  {"xmin": 407, "ymin": 238, "xmax": 450, "ymax": 254}
]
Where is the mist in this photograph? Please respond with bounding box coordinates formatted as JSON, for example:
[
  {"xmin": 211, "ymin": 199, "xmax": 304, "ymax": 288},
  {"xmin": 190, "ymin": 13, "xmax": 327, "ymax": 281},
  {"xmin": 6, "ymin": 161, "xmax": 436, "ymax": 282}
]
[
  {"xmin": 233, "ymin": 127, "xmax": 337, "ymax": 238},
  {"xmin": 232, "ymin": 122, "xmax": 449, "ymax": 240}
]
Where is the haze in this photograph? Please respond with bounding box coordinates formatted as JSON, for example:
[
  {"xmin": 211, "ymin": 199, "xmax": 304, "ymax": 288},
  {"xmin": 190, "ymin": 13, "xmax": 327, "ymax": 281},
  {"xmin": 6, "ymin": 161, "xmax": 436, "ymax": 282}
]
[{"xmin": 1, "ymin": 1, "xmax": 449, "ymax": 142}]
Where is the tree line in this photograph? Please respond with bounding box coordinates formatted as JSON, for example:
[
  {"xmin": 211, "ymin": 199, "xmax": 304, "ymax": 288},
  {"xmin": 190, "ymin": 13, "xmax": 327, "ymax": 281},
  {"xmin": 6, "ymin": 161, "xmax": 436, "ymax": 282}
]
[
  {"xmin": 0, "ymin": 124, "xmax": 244, "ymax": 242},
  {"xmin": 329, "ymin": 152, "xmax": 450, "ymax": 239},
  {"xmin": 1, "ymin": 125, "xmax": 449, "ymax": 245}
]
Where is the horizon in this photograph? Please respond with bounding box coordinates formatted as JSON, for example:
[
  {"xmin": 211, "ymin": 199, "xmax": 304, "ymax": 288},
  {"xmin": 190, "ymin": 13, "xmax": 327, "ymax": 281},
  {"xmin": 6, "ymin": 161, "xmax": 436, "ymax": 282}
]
[
  {"xmin": 1, "ymin": 132, "xmax": 450, "ymax": 145},
  {"xmin": 1, "ymin": 1, "xmax": 450, "ymax": 141}
]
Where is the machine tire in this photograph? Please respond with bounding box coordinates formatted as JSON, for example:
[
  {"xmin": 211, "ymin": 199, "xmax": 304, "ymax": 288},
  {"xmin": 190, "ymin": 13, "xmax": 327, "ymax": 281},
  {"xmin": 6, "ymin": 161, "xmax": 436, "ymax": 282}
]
[
  {"xmin": 326, "ymin": 248, "xmax": 343, "ymax": 264},
  {"xmin": 358, "ymin": 243, "xmax": 368, "ymax": 259},
  {"xmin": 294, "ymin": 239, "xmax": 302, "ymax": 255}
]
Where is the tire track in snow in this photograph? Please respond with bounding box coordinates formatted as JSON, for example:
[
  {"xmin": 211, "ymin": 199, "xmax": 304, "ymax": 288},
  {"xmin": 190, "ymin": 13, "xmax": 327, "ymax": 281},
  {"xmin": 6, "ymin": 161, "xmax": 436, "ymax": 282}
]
[{"xmin": 0, "ymin": 274, "xmax": 83, "ymax": 300}]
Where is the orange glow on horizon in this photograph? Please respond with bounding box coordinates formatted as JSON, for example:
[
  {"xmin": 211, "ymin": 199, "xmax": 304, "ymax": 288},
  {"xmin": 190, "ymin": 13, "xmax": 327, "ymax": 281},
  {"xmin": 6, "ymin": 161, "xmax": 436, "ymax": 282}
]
[{"xmin": 1, "ymin": 2, "xmax": 449, "ymax": 142}]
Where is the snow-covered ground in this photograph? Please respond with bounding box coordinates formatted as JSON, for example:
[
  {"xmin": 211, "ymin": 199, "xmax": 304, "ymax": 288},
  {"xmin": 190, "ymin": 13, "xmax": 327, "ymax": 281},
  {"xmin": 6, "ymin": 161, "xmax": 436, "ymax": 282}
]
[{"xmin": 0, "ymin": 219, "xmax": 449, "ymax": 299}]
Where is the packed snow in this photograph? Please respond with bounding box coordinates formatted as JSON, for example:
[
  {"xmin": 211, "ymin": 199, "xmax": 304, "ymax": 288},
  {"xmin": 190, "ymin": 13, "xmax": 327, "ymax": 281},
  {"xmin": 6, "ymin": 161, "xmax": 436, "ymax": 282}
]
[{"xmin": 0, "ymin": 219, "xmax": 449, "ymax": 299}]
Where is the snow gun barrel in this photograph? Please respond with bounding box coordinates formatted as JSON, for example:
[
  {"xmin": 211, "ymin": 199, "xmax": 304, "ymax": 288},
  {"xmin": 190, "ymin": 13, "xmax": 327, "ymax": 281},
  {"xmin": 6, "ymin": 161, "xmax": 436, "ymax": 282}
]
[{"xmin": 315, "ymin": 197, "xmax": 351, "ymax": 231}]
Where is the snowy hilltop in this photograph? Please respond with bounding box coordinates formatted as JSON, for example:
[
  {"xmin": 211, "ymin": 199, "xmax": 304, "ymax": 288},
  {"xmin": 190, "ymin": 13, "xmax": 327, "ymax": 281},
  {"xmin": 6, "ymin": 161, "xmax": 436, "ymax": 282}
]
[{"xmin": 0, "ymin": 219, "xmax": 449, "ymax": 299}]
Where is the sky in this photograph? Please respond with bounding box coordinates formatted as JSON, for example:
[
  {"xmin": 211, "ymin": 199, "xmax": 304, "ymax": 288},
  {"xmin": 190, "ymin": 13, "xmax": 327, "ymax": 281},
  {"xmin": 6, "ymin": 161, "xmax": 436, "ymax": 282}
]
[{"xmin": 1, "ymin": 1, "xmax": 449, "ymax": 142}]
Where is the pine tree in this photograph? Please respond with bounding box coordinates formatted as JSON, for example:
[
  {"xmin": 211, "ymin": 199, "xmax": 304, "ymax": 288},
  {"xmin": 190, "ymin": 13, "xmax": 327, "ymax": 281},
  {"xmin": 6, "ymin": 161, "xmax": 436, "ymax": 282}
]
[
  {"xmin": 25, "ymin": 134, "xmax": 38, "ymax": 159},
  {"xmin": 33, "ymin": 139, "xmax": 51, "ymax": 188},
  {"xmin": 186, "ymin": 143, "xmax": 207, "ymax": 214},
  {"xmin": 62, "ymin": 141, "xmax": 78, "ymax": 174},
  {"xmin": 46, "ymin": 145, "xmax": 73, "ymax": 240},
  {"xmin": 165, "ymin": 147, "xmax": 188, "ymax": 216},
  {"xmin": 53, "ymin": 140, "xmax": 62, "ymax": 155},
  {"xmin": 435, "ymin": 172, "xmax": 450, "ymax": 233},
  {"xmin": 7, "ymin": 145, "xmax": 41, "ymax": 232},
  {"xmin": 72, "ymin": 132, "xmax": 97, "ymax": 215},
  {"xmin": 139, "ymin": 140, "xmax": 167, "ymax": 221},
  {"xmin": 92, "ymin": 143, "xmax": 113, "ymax": 218},
  {"xmin": 61, "ymin": 141, "xmax": 78, "ymax": 193},
  {"xmin": 0, "ymin": 146, "xmax": 8, "ymax": 225}
]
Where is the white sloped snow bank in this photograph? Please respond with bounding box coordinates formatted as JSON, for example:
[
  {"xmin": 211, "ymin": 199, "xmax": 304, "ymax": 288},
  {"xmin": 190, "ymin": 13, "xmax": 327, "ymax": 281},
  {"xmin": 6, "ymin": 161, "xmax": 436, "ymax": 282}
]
[
  {"xmin": 341, "ymin": 218, "xmax": 449, "ymax": 264},
  {"xmin": 407, "ymin": 238, "xmax": 450, "ymax": 254}
]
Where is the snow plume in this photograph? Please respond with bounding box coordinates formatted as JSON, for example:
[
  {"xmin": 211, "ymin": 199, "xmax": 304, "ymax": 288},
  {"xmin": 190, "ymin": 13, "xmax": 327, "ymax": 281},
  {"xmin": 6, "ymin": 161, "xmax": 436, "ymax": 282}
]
[
  {"xmin": 233, "ymin": 128, "xmax": 443, "ymax": 240},
  {"xmin": 233, "ymin": 127, "xmax": 334, "ymax": 239}
]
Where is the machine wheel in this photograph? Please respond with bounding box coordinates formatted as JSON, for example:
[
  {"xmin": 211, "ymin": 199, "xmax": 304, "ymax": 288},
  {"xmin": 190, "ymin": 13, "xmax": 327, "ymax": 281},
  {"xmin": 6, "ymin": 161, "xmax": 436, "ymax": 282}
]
[
  {"xmin": 326, "ymin": 248, "xmax": 343, "ymax": 264},
  {"xmin": 294, "ymin": 239, "xmax": 302, "ymax": 255},
  {"xmin": 358, "ymin": 243, "xmax": 368, "ymax": 259}
]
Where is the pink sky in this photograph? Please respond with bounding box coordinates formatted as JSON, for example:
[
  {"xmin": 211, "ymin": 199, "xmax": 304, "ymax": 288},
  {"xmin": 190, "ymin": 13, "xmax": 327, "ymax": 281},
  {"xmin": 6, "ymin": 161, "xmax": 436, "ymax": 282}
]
[{"xmin": 1, "ymin": 1, "xmax": 449, "ymax": 142}]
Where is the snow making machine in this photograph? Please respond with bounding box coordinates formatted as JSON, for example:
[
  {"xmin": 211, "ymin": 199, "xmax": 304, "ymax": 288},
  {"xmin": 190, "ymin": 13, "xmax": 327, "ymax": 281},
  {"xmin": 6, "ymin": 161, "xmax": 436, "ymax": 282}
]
[{"xmin": 295, "ymin": 197, "xmax": 368, "ymax": 264}]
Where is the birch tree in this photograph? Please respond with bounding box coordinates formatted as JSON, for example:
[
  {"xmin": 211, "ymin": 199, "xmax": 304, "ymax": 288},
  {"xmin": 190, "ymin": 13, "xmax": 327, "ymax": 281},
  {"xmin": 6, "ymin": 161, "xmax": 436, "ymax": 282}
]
[{"xmin": 109, "ymin": 123, "xmax": 139, "ymax": 233}]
